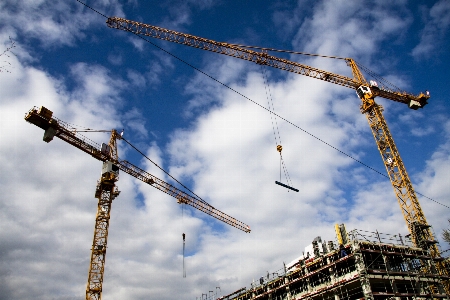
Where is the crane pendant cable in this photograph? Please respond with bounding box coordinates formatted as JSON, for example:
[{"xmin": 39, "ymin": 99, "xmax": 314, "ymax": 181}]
[{"xmin": 261, "ymin": 65, "xmax": 298, "ymax": 192}]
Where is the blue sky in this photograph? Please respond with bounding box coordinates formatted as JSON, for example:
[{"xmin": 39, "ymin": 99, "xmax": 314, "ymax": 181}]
[{"xmin": 1, "ymin": 0, "xmax": 450, "ymax": 299}]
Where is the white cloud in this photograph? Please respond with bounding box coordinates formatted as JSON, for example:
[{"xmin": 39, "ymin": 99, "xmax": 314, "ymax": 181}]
[
  {"xmin": 162, "ymin": 1, "xmax": 450, "ymax": 295},
  {"xmin": 159, "ymin": 0, "xmax": 215, "ymax": 30},
  {"xmin": 294, "ymin": 1, "xmax": 411, "ymax": 59},
  {"xmin": 163, "ymin": 38, "xmax": 379, "ymax": 297},
  {"xmin": 107, "ymin": 53, "xmax": 123, "ymax": 66},
  {"xmin": 127, "ymin": 69, "xmax": 146, "ymax": 88},
  {"xmin": 123, "ymin": 107, "xmax": 148, "ymax": 139},
  {"xmin": 0, "ymin": 0, "xmax": 125, "ymax": 48},
  {"xmin": 415, "ymin": 120, "xmax": 450, "ymax": 245},
  {"xmin": 144, "ymin": 50, "xmax": 175, "ymax": 87},
  {"xmin": 128, "ymin": 35, "xmax": 146, "ymax": 52},
  {"xmin": 0, "ymin": 65, "xmax": 119, "ymax": 299},
  {"xmin": 412, "ymin": 0, "xmax": 450, "ymax": 58},
  {"xmin": 1, "ymin": 1, "xmax": 449, "ymax": 299},
  {"xmin": 0, "ymin": 34, "xmax": 165, "ymax": 299}
]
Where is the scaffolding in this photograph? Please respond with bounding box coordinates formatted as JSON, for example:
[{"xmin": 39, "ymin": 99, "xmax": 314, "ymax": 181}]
[{"xmin": 219, "ymin": 228, "xmax": 450, "ymax": 300}]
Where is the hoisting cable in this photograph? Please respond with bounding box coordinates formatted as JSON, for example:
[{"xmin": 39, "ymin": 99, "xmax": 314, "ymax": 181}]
[
  {"xmin": 75, "ymin": 0, "xmax": 449, "ymax": 209},
  {"xmin": 182, "ymin": 233, "xmax": 186, "ymax": 278},
  {"xmin": 261, "ymin": 64, "xmax": 297, "ymax": 192},
  {"xmin": 181, "ymin": 195, "xmax": 186, "ymax": 278},
  {"xmin": 120, "ymin": 136, "xmax": 209, "ymax": 205}
]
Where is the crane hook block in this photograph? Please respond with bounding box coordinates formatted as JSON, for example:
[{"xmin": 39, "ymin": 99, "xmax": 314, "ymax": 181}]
[
  {"xmin": 277, "ymin": 145, "xmax": 282, "ymax": 153},
  {"xmin": 275, "ymin": 181, "xmax": 299, "ymax": 192}
]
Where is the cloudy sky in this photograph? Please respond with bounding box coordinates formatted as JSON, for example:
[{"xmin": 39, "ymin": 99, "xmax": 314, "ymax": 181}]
[{"xmin": 1, "ymin": 0, "xmax": 450, "ymax": 299}]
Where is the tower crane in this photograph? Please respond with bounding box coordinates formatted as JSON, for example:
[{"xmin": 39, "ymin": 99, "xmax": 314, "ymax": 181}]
[
  {"xmin": 24, "ymin": 106, "xmax": 251, "ymax": 300},
  {"xmin": 106, "ymin": 17, "xmax": 443, "ymax": 265}
]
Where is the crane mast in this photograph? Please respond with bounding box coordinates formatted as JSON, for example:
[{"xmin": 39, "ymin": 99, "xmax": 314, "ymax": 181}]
[
  {"xmin": 105, "ymin": 16, "xmax": 441, "ymax": 259},
  {"xmin": 24, "ymin": 106, "xmax": 250, "ymax": 300},
  {"xmin": 85, "ymin": 130, "xmax": 121, "ymax": 300},
  {"xmin": 360, "ymin": 93, "xmax": 432, "ymax": 246}
]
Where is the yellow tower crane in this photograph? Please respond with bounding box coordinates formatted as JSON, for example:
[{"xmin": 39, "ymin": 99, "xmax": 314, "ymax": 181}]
[
  {"xmin": 105, "ymin": 16, "xmax": 443, "ymax": 268},
  {"xmin": 24, "ymin": 106, "xmax": 251, "ymax": 300}
]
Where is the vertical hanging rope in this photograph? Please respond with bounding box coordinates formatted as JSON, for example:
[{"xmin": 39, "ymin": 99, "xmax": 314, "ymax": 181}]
[
  {"xmin": 261, "ymin": 65, "xmax": 295, "ymax": 190},
  {"xmin": 277, "ymin": 144, "xmax": 283, "ymax": 182},
  {"xmin": 181, "ymin": 203, "xmax": 186, "ymax": 278},
  {"xmin": 279, "ymin": 153, "xmax": 282, "ymax": 182},
  {"xmin": 261, "ymin": 65, "xmax": 281, "ymax": 148},
  {"xmin": 280, "ymin": 152, "xmax": 294, "ymax": 189},
  {"xmin": 182, "ymin": 233, "xmax": 186, "ymax": 278}
]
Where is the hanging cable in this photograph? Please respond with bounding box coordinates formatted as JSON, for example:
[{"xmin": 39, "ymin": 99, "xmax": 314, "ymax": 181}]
[
  {"xmin": 181, "ymin": 199, "xmax": 185, "ymax": 278},
  {"xmin": 182, "ymin": 233, "xmax": 186, "ymax": 278},
  {"xmin": 261, "ymin": 65, "xmax": 296, "ymax": 191},
  {"xmin": 261, "ymin": 63, "xmax": 282, "ymax": 148},
  {"xmin": 277, "ymin": 145, "xmax": 282, "ymax": 182}
]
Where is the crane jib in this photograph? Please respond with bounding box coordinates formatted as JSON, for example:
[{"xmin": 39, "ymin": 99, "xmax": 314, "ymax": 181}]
[
  {"xmin": 106, "ymin": 17, "xmax": 357, "ymax": 90},
  {"xmin": 24, "ymin": 106, "xmax": 251, "ymax": 234},
  {"xmin": 106, "ymin": 17, "xmax": 429, "ymax": 105}
]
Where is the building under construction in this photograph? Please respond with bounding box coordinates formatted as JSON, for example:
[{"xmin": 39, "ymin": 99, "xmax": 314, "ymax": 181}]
[{"xmin": 219, "ymin": 226, "xmax": 449, "ymax": 300}]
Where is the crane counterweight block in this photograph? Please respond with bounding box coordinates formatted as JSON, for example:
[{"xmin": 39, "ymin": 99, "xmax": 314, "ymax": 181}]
[{"xmin": 43, "ymin": 126, "xmax": 57, "ymax": 143}]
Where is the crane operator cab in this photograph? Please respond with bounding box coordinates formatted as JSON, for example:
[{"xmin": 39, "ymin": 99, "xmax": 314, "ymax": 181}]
[
  {"xmin": 102, "ymin": 161, "xmax": 119, "ymax": 181},
  {"xmin": 356, "ymin": 85, "xmax": 373, "ymax": 100}
]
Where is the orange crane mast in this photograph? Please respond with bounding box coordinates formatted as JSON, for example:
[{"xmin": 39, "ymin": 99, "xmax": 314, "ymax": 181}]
[
  {"xmin": 25, "ymin": 106, "xmax": 251, "ymax": 300},
  {"xmin": 105, "ymin": 16, "xmax": 441, "ymax": 265}
]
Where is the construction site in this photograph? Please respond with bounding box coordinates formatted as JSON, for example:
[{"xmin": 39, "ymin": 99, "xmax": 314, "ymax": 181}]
[
  {"xmin": 216, "ymin": 225, "xmax": 449, "ymax": 300},
  {"xmin": 20, "ymin": 8, "xmax": 450, "ymax": 300},
  {"xmin": 107, "ymin": 16, "xmax": 450, "ymax": 300}
]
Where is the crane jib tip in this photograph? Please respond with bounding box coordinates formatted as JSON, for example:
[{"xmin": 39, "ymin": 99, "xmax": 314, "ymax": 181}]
[{"xmin": 275, "ymin": 181, "xmax": 299, "ymax": 192}]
